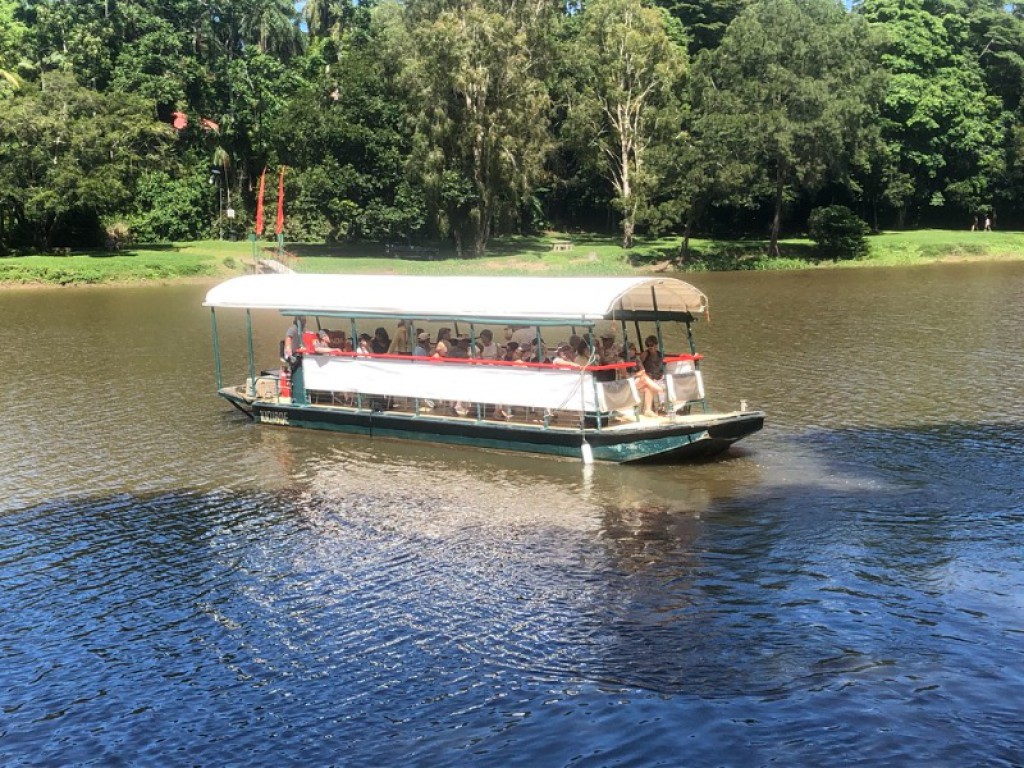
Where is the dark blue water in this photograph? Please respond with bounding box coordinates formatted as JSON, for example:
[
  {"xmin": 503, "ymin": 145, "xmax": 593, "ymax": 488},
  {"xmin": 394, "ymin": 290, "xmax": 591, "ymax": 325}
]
[
  {"xmin": 3, "ymin": 424, "xmax": 1023, "ymax": 766},
  {"xmin": 2, "ymin": 266, "xmax": 1024, "ymax": 765}
]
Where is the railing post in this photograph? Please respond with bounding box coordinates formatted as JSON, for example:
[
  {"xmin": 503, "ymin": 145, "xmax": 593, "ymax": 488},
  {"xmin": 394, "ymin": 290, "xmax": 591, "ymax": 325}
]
[
  {"xmin": 210, "ymin": 308, "xmax": 222, "ymax": 390},
  {"xmin": 245, "ymin": 309, "xmax": 256, "ymax": 396}
]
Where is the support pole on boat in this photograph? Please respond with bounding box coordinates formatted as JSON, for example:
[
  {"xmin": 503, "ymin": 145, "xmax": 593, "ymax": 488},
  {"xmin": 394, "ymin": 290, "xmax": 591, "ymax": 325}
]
[
  {"xmin": 651, "ymin": 286, "xmax": 667, "ymax": 360},
  {"xmin": 578, "ymin": 336, "xmax": 594, "ymax": 465},
  {"xmin": 651, "ymin": 287, "xmax": 673, "ymax": 414},
  {"xmin": 349, "ymin": 317, "xmax": 362, "ymax": 411},
  {"xmin": 584, "ymin": 324, "xmax": 603, "ymax": 432},
  {"xmin": 210, "ymin": 308, "xmax": 223, "ymax": 390},
  {"xmin": 245, "ymin": 309, "xmax": 256, "ymax": 397}
]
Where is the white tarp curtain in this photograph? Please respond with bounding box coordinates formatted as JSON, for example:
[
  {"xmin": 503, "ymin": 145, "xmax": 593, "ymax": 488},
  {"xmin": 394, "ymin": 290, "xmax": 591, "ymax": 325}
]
[
  {"xmin": 205, "ymin": 274, "xmax": 708, "ymax": 321},
  {"xmin": 301, "ymin": 356, "xmax": 705, "ymax": 412},
  {"xmin": 303, "ymin": 356, "xmax": 604, "ymax": 411}
]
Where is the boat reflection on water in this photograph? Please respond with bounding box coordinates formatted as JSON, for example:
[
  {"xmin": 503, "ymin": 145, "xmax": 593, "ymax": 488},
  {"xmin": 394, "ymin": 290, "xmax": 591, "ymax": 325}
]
[
  {"xmin": 251, "ymin": 422, "xmax": 766, "ymax": 536},
  {"xmin": 240, "ymin": 424, "xmax": 775, "ymax": 695}
]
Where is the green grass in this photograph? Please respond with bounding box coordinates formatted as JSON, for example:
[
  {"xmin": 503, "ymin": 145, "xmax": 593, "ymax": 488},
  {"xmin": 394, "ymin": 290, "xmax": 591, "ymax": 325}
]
[
  {"xmin": 0, "ymin": 241, "xmax": 250, "ymax": 285},
  {"xmin": 3, "ymin": 229, "xmax": 1024, "ymax": 286}
]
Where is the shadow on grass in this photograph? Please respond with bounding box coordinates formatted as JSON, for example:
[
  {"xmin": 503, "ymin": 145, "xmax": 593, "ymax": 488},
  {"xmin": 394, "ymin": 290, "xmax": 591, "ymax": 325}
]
[
  {"xmin": 626, "ymin": 238, "xmax": 825, "ymax": 271},
  {"xmin": 289, "ymin": 236, "xmax": 561, "ymax": 261},
  {"xmin": 81, "ymin": 244, "xmax": 183, "ymax": 258}
]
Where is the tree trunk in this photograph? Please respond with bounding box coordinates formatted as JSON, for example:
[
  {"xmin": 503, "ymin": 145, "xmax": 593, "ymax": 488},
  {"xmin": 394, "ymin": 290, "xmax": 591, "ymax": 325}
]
[
  {"xmin": 768, "ymin": 169, "xmax": 784, "ymax": 258},
  {"xmin": 453, "ymin": 227, "xmax": 463, "ymax": 258},
  {"xmin": 678, "ymin": 218, "xmax": 692, "ymax": 262},
  {"xmin": 621, "ymin": 216, "xmax": 634, "ymax": 249}
]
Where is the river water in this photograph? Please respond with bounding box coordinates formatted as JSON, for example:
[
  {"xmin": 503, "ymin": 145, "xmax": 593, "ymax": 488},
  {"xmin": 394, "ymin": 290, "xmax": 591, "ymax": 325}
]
[{"xmin": 1, "ymin": 263, "xmax": 1023, "ymax": 765}]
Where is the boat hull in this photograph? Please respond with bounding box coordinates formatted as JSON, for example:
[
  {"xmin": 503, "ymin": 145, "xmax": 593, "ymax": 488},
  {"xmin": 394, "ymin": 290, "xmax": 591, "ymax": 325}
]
[{"xmin": 221, "ymin": 390, "xmax": 763, "ymax": 463}]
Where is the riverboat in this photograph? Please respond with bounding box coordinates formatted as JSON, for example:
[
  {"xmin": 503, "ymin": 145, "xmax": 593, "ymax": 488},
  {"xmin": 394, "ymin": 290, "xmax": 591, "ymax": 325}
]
[{"xmin": 203, "ymin": 274, "xmax": 764, "ymax": 463}]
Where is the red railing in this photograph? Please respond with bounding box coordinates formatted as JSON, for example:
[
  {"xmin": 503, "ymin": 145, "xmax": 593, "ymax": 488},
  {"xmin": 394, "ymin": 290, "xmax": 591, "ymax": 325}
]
[{"xmin": 297, "ymin": 347, "xmax": 701, "ymax": 372}]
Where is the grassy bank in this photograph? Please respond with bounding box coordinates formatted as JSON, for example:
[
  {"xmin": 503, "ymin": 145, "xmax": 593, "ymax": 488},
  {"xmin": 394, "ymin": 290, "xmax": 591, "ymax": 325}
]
[
  {"xmin": 0, "ymin": 240, "xmax": 252, "ymax": 285},
  {"xmin": 2, "ymin": 229, "xmax": 1023, "ymax": 286}
]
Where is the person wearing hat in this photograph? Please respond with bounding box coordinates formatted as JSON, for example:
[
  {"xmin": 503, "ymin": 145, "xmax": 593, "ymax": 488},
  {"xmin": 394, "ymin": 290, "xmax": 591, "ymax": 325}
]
[{"xmin": 413, "ymin": 331, "xmax": 431, "ymax": 357}]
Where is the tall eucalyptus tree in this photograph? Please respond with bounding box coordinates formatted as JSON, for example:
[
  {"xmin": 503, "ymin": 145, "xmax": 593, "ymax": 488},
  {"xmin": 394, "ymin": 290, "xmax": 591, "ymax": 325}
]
[
  {"xmin": 564, "ymin": 0, "xmax": 688, "ymax": 248},
  {"xmin": 385, "ymin": 0, "xmax": 557, "ymax": 256}
]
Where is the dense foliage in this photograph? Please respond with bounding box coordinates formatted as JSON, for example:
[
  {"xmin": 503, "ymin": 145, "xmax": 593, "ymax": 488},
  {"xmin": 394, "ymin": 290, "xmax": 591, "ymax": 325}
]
[
  {"xmin": 808, "ymin": 204, "xmax": 871, "ymax": 259},
  {"xmin": 1, "ymin": 0, "xmax": 1022, "ymax": 255}
]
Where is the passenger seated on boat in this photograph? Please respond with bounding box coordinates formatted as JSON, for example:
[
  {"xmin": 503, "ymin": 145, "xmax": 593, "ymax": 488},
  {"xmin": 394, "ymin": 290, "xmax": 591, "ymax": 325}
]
[
  {"xmin": 552, "ymin": 343, "xmax": 581, "ymax": 368},
  {"xmin": 502, "ymin": 342, "xmax": 520, "ymax": 362},
  {"xmin": 431, "ymin": 339, "xmax": 449, "ymax": 358},
  {"xmin": 371, "ymin": 327, "xmax": 391, "ymax": 354},
  {"xmin": 413, "ymin": 331, "xmax": 431, "ymax": 357},
  {"xmin": 388, "ymin": 321, "xmax": 410, "ymax": 354},
  {"xmin": 640, "ymin": 335, "xmax": 665, "ymax": 379},
  {"xmin": 436, "ymin": 328, "xmax": 453, "ymax": 348},
  {"xmin": 477, "ymin": 329, "xmax": 500, "ymax": 360},
  {"xmin": 447, "ymin": 336, "xmax": 471, "ymax": 359},
  {"xmin": 621, "ymin": 342, "xmax": 640, "ymax": 374},
  {"xmin": 356, "ymin": 333, "xmax": 373, "ymax": 356},
  {"xmin": 313, "ymin": 329, "xmax": 336, "ymax": 353},
  {"xmin": 325, "ymin": 330, "xmax": 348, "ymax": 349},
  {"xmin": 595, "ymin": 331, "xmax": 620, "ymax": 382},
  {"xmin": 575, "ymin": 338, "xmax": 594, "ymax": 367},
  {"xmin": 633, "ymin": 337, "xmax": 666, "ymax": 417}
]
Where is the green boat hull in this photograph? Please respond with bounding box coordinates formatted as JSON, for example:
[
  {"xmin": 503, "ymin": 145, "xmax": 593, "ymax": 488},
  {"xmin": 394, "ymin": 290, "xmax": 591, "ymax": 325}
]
[{"xmin": 222, "ymin": 391, "xmax": 763, "ymax": 464}]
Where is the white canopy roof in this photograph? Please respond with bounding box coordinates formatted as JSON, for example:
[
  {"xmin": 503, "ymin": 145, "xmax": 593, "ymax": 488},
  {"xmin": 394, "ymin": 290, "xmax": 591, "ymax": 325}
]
[{"xmin": 203, "ymin": 274, "xmax": 708, "ymax": 323}]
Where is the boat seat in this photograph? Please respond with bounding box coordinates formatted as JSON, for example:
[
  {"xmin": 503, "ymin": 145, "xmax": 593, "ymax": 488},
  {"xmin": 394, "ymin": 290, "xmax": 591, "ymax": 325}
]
[
  {"xmin": 665, "ymin": 360, "xmax": 704, "ymax": 407},
  {"xmin": 598, "ymin": 378, "xmax": 640, "ymax": 414}
]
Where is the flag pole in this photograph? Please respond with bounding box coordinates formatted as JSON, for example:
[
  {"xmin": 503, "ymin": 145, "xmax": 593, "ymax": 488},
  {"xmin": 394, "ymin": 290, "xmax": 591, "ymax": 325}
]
[
  {"xmin": 253, "ymin": 166, "xmax": 267, "ymax": 267},
  {"xmin": 275, "ymin": 166, "xmax": 286, "ymax": 262}
]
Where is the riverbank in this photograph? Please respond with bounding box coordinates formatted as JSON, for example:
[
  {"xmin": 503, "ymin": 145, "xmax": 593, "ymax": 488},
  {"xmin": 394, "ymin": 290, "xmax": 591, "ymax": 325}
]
[{"xmin": 2, "ymin": 229, "xmax": 1022, "ymax": 286}]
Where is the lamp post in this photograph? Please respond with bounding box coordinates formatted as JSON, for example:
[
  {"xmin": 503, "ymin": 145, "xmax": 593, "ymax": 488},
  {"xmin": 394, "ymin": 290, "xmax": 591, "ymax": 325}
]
[{"xmin": 208, "ymin": 167, "xmax": 223, "ymax": 239}]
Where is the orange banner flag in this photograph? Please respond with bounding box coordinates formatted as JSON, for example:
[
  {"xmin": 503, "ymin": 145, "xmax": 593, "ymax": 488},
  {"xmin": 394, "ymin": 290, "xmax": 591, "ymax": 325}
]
[
  {"xmin": 254, "ymin": 167, "xmax": 267, "ymax": 236},
  {"xmin": 275, "ymin": 166, "xmax": 286, "ymax": 236}
]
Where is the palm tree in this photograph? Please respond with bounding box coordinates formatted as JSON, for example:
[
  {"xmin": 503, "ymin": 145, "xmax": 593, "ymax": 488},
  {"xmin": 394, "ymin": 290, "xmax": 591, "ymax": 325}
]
[
  {"xmin": 240, "ymin": 0, "xmax": 304, "ymax": 57},
  {"xmin": 303, "ymin": 0, "xmax": 352, "ymax": 42}
]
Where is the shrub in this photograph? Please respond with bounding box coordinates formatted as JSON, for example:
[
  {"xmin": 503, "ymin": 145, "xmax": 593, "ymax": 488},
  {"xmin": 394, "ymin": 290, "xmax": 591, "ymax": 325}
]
[{"xmin": 808, "ymin": 205, "xmax": 870, "ymax": 260}]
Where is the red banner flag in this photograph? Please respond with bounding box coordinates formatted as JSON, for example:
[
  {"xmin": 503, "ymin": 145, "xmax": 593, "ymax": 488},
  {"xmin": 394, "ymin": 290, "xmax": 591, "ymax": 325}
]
[
  {"xmin": 275, "ymin": 166, "xmax": 286, "ymax": 235},
  {"xmin": 254, "ymin": 166, "xmax": 267, "ymax": 236}
]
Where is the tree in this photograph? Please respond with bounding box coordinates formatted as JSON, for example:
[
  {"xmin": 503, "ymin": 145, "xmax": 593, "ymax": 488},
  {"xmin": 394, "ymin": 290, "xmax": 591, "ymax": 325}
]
[
  {"xmin": 0, "ymin": 71, "xmax": 173, "ymax": 250},
  {"xmin": 857, "ymin": 0, "xmax": 1002, "ymax": 227},
  {"xmin": 0, "ymin": 0, "xmax": 33, "ymax": 91},
  {"xmin": 269, "ymin": 21, "xmax": 420, "ymax": 242},
  {"xmin": 239, "ymin": 0, "xmax": 305, "ymax": 58},
  {"xmin": 29, "ymin": 0, "xmax": 120, "ymax": 89},
  {"xmin": 304, "ymin": 0, "xmax": 357, "ymax": 43},
  {"xmin": 654, "ymin": 0, "xmax": 746, "ymax": 55},
  {"xmin": 564, "ymin": 0, "xmax": 688, "ymax": 248},
  {"xmin": 691, "ymin": 0, "xmax": 884, "ymax": 256},
  {"xmin": 386, "ymin": 0, "xmax": 556, "ymax": 256}
]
